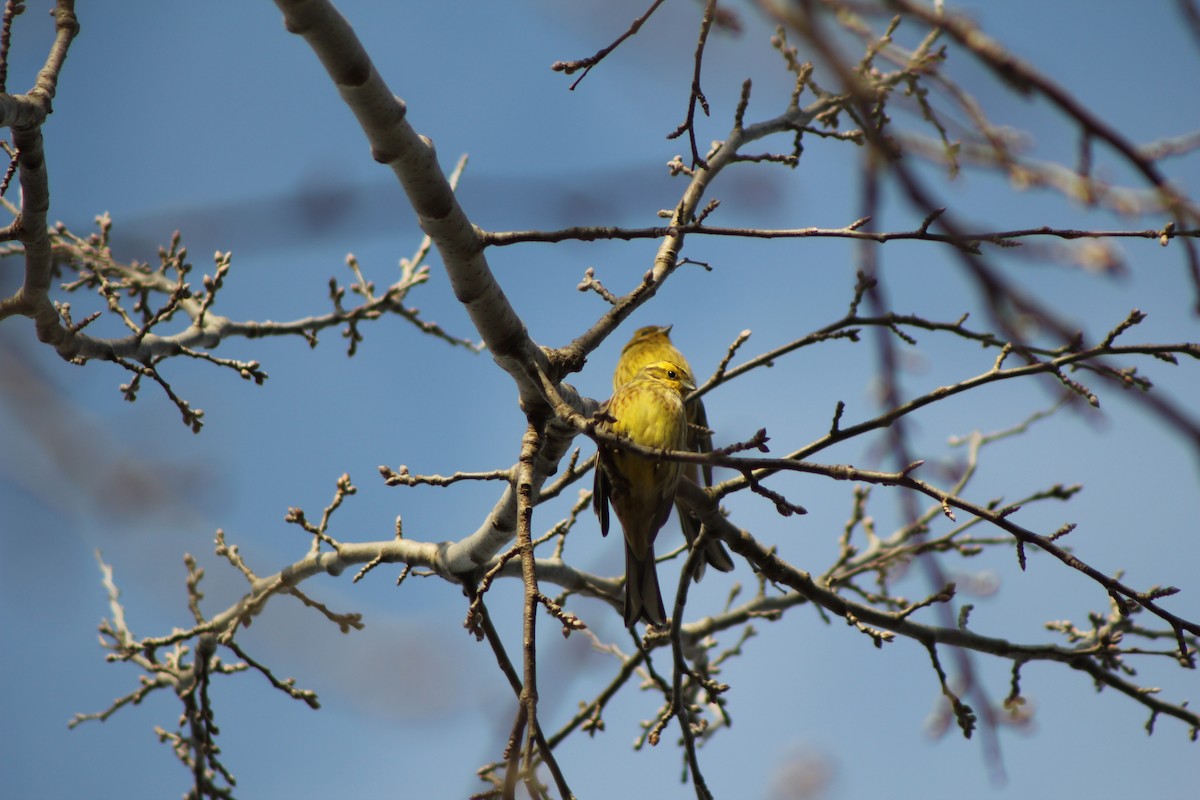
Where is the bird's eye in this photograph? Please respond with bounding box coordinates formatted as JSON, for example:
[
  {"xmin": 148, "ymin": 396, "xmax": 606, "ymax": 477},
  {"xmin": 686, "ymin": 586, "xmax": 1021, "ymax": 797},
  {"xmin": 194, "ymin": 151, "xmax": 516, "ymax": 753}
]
[{"xmin": 667, "ymin": 370, "xmax": 677, "ymax": 379}]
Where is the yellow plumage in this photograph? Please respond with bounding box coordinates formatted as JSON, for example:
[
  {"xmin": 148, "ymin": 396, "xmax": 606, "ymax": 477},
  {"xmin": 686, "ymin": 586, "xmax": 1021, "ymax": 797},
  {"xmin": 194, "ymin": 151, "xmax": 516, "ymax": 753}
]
[
  {"xmin": 612, "ymin": 325, "xmax": 735, "ymax": 579},
  {"xmin": 593, "ymin": 360, "xmax": 693, "ymax": 626}
]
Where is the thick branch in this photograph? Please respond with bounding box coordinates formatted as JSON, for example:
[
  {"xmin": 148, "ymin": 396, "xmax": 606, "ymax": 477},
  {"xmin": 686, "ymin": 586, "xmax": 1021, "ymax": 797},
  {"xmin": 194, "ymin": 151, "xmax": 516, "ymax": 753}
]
[{"xmin": 272, "ymin": 0, "xmax": 549, "ymax": 399}]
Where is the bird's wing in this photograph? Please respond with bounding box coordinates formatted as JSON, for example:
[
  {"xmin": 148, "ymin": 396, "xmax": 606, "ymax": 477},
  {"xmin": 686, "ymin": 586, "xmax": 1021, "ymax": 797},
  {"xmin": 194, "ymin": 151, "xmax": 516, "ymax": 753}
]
[
  {"xmin": 593, "ymin": 446, "xmax": 611, "ymax": 537},
  {"xmin": 690, "ymin": 396, "xmax": 715, "ymax": 488}
]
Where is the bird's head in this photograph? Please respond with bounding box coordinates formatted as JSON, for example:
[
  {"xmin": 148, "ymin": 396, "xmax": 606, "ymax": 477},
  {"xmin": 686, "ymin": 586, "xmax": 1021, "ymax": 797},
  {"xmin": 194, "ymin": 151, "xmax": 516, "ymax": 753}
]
[
  {"xmin": 636, "ymin": 360, "xmax": 696, "ymax": 395},
  {"xmin": 628, "ymin": 324, "xmax": 673, "ymax": 346}
]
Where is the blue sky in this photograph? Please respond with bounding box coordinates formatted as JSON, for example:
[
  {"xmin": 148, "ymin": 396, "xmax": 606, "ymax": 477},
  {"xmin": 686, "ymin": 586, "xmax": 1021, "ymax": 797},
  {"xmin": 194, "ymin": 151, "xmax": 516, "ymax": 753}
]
[{"xmin": 2, "ymin": 2, "xmax": 1198, "ymax": 798}]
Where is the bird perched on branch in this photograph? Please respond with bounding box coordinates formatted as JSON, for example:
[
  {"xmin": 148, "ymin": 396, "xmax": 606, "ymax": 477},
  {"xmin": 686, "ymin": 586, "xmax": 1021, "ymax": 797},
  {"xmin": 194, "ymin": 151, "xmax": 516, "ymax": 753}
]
[
  {"xmin": 612, "ymin": 325, "xmax": 735, "ymax": 579},
  {"xmin": 593, "ymin": 360, "xmax": 694, "ymax": 627}
]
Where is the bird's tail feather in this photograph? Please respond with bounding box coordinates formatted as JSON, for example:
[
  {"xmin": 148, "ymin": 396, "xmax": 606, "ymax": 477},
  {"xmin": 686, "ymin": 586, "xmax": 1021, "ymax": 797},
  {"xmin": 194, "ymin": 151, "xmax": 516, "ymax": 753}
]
[
  {"xmin": 624, "ymin": 544, "xmax": 667, "ymax": 627},
  {"xmin": 676, "ymin": 502, "xmax": 736, "ymax": 580}
]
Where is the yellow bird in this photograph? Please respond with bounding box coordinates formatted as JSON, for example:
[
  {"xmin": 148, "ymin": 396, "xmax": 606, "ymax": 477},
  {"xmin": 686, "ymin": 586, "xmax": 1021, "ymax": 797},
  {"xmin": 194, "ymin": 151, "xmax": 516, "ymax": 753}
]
[
  {"xmin": 613, "ymin": 325, "xmax": 735, "ymax": 578},
  {"xmin": 593, "ymin": 360, "xmax": 694, "ymax": 627}
]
